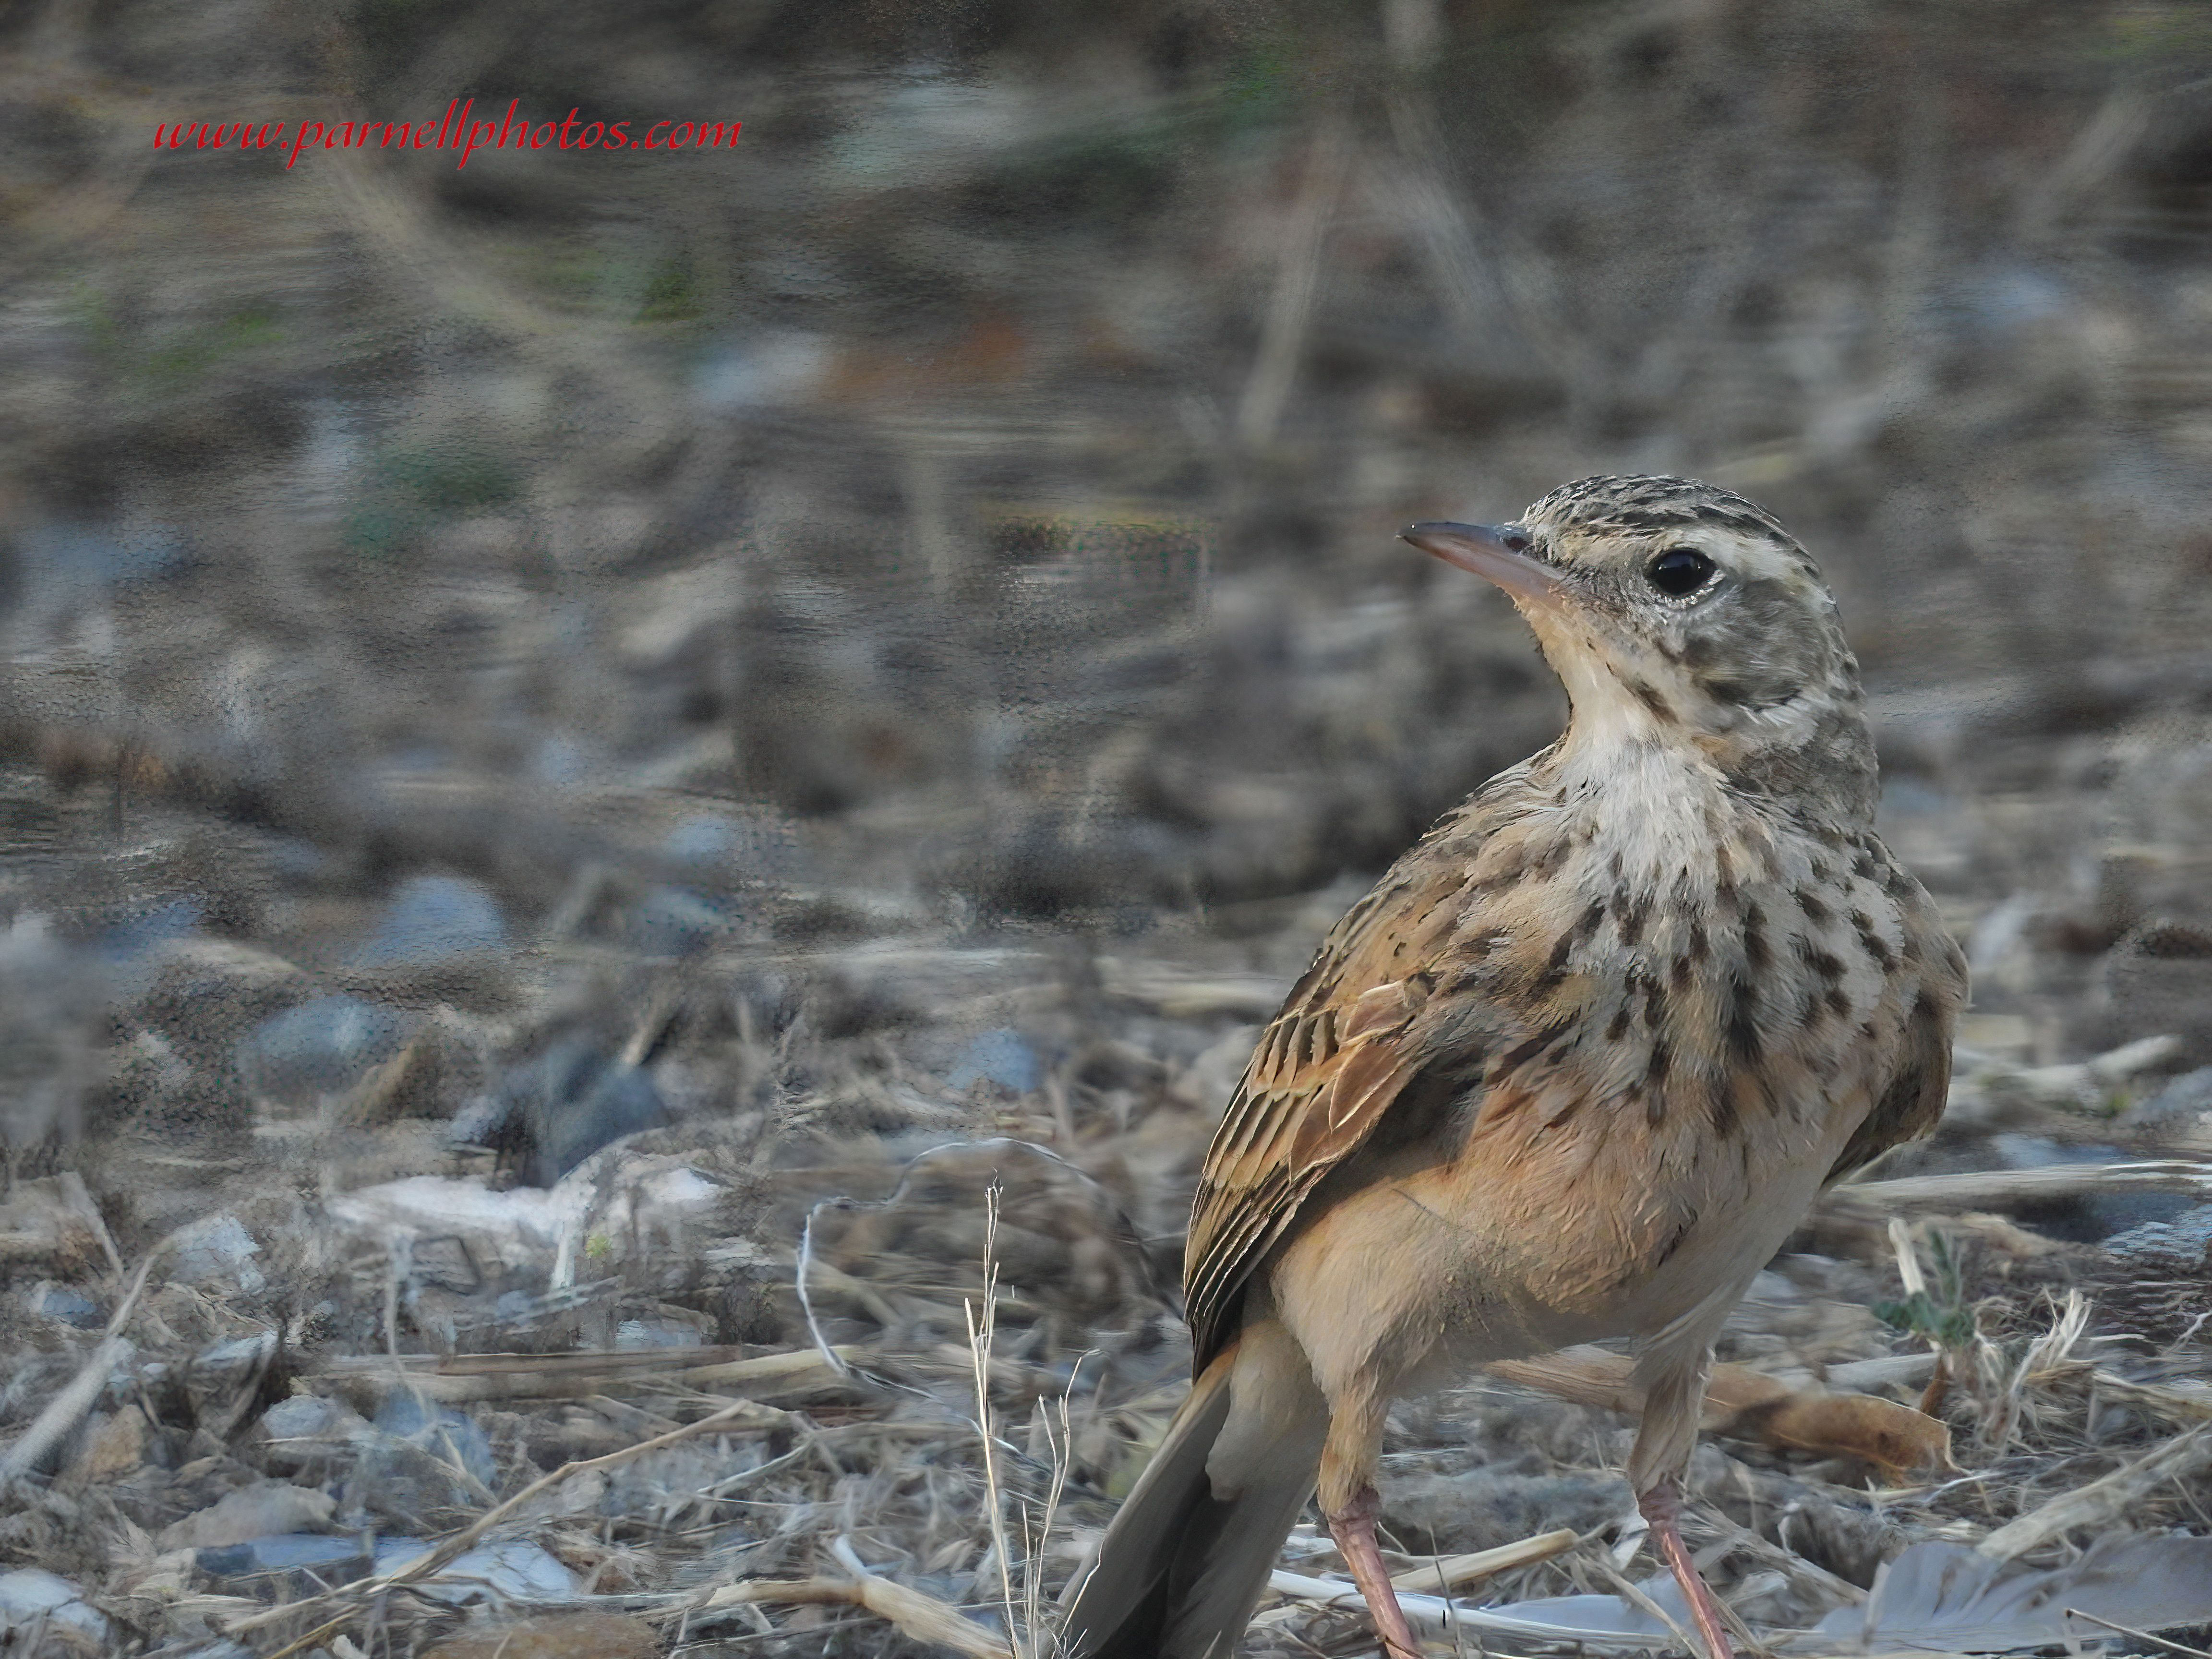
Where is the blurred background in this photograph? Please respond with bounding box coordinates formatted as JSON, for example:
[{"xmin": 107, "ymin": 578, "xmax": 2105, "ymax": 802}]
[{"xmin": 6, "ymin": 0, "xmax": 2212, "ymax": 1647}]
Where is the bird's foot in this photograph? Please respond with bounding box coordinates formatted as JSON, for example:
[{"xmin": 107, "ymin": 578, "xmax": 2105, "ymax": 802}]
[
  {"xmin": 1325, "ymin": 1484, "xmax": 1424, "ymax": 1659},
  {"xmin": 1638, "ymin": 1476, "xmax": 1737, "ymax": 1659}
]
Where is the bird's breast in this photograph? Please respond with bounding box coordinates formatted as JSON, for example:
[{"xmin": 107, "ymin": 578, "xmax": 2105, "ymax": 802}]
[{"xmin": 1282, "ymin": 806, "xmax": 1927, "ymax": 1377}]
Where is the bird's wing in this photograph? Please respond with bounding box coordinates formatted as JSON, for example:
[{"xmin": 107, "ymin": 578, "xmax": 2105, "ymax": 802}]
[
  {"xmin": 1825, "ymin": 896, "xmax": 1967, "ymax": 1184},
  {"xmin": 1182, "ymin": 862, "xmax": 1478, "ymax": 1367}
]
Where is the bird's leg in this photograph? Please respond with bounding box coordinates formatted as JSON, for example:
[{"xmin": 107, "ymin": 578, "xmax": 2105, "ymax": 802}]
[
  {"xmin": 1324, "ymin": 1484, "xmax": 1424, "ymax": 1659},
  {"xmin": 1637, "ymin": 1474, "xmax": 1735, "ymax": 1659},
  {"xmin": 1627, "ymin": 1336, "xmax": 1738, "ymax": 1659}
]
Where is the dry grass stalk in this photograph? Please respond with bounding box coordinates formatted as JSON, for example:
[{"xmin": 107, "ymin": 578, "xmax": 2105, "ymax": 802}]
[
  {"xmin": 796, "ymin": 1133, "xmax": 1163, "ymax": 1386},
  {"xmin": 2062, "ymin": 1608, "xmax": 2212, "ymax": 1659},
  {"xmin": 965, "ymin": 1177, "xmax": 1080, "ymax": 1659},
  {"xmin": 1825, "ymin": 1351, "xmax": 1938, "ymax": 1391},
  {"xmin": 700, "ymin": 1547, "xmax": 1015, "ymax": 1659},
  {"xmin": 0, "ymin": 1219, "xmax": 184, "ymax": 1489},
  {"xmin": 2091, "ymin": 1371, "xmax": 2212, "ymax": 1425},
  {"xmin": 1834, "ymin": 1159, "xmax": 2212, "ymax": 1212},
  {"xmin": 967, "ymin": 1181, "xmax": 1022, "ymax": 1647},
  {"xmin": 1977, "ymin": 1288, "xmax": 2095, "ymax": 1455},
  {"xmin": 1591, "ymin": 1548, "xmax": 1715, "ymax": 1655},
  {"xmin": 1385, "ymin": 1527, "xmax": 1579, "ymax": 1593},
  {"xmin": 1976, "ymin": 1424, "xmax": 2212, "ymax": 1561},
  {"xmin": 1235, "ymin": 118, "xmax": 1352, "ymax": 449},
  {"xmin": 311, "ymin": 1344, "xmax": 859, "ymax": 1404},
  {"xmin": 225, "ymin": 1393, "xmax": 791, "ymax": 1641}
]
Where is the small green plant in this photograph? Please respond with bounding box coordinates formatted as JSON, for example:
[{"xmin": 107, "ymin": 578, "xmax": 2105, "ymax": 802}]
[
  {"xmin": 637, "ymin": 254, "xmax": 704, "ymax": 323},
  {"xmin": 343, "ymin": 439, "xmax": 521, "ymax": 555},
  {"xmin": 1875, "ymin": 1221, "xmax": 1977, "ymax": 1418},
  {"xmin": 1873, "ymin": 1224, "xmax": 1975, "ymax": 1352},
  {"xmin": 376, "ymin": 443, "xmax": 519, "ymax": 513},
  {"xmin": 69, "ymin": 282, "xmax": 285, "ymax": 392}
]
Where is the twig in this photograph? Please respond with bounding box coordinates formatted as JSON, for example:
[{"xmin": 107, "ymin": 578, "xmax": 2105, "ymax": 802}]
[
  {"xmin": 796, "ymin": 1135, "xmax": 1173, "ymax": 1386},
  {"xmin": 1591, "ymin": 1552, "xmax": 1707, "ymax": 1659},
  {"xmin": 0, "ymin": 1222, "xmax": 181, "ymax": 1490},
  {"xmin": 263, "ymin": 1613, "xmax": 357, "ymax": 1659},
  {"xmin": 1263, "ymin": 1566, "xmax": 1704, "ymax": 1645},
  {"xmin": 1235, "ymin": 120, "xmax": 1350, "ymax": 449},
  {"xmin": 2064, "ymin": 1608, "xmax": 2212, "ymax": 1659},
  {"xmin": 57, "ymin": 1172, "xmax": 125, "ymax": 1280},
  {"xmin": 965, "ymin": 1180, "xmax": 1022, "ymax": 1652},
  {"xmin": 701, "ymin": 1552, "xmax": 1013, "ymax": 1659},
  {"xmin": 1021, "ymin": 1362, "xmax": 1084, "ymax": 1646},
  {"xmin": 1831, "ymin": 1159, "xmax": 2212, "ymax": 1212},
  {"xmin": 1387, "ymin": 1529, "xmax": 1579, "ymax": 1594},
  {"xmin": 312, "ymin": 1343, "xmax": 855, "ymax": 1403},
  {"xmin": 225, "ymin": 1392, "xmax": 790, "ymax": 1637},
  {"xmin": 1977, "ymin": 1424, "xmax": 2212, "ymax": 1560}
]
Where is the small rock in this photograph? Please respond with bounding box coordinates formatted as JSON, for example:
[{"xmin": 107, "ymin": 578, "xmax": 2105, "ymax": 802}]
[
  {"xmin": 2125, "ymin": 1065, "xmax": 2212, "ymax": 1145},
  {"xmin": 629, "ymin": 885, "xmax": 736, "ymax": 956},
  {"xmin": 616, "ymin": 1316, "xmax": 707, "ymax": 1350},
  {"xmin": 374, "ymin": 1394, "xmax": 497, "ymax": 1489},
  {"xmin": 0, "ymin": 1566, "xmax": 108, "ymax": 1642},
  {"xmin": 373, "ymin": 1539, "xmax": 575, "ymax": 1604},
  {"xmin": 947, "ymin": 1027, "xmax": 1043, "ymax": 1094},
  {"xmin": 253, "ymin": 1392, "xmax": 379, "ymax": 1475},
  {"xmin": 160, "ymin": 1480, "xmax": 337, "ymax": 1550},
  {"xmin": 196, "ymin": 1532, "xmax": 370, "ymax": 1587},
  {"xmin": 533, "ymin": 735, "xmax": 591, "ymax": 788},
  {"xmin": 257, "ymin": 1394, "xmax": 354, "ymax": 1441},
  {"xmin": 32, "ymin": 1284, "xmax": 102, "ymax": 1327},
  {"xmin": 1992, "ymin": 1135, "xmax": 2196, "ymax": 1242},
  {"xmin": 95, "ymin": 897, "xmax": 203, "ymax": 958},
  {"xmin": 169, "ymin": 1213, "xmax": 264, "ymax": 1294},
  {"xmin": 327, "ymin": 1176, "xmax": 586, "ymax": 1271},
  {"xmin": 2102, "ymin": 1203, "xmax": 2212, "ymax": 1264},
  {"xmin": 72, "ymin": 1404, "xmax": 147, "ymax": 1482},
  {"xmin": 665, "ymin": 813, "xmax": 739, "ymax": 863},
  {"xmin": 349, "ymin": 1435, "xmax": 489, "ymax": 1521},
  {"xmin": 199, "ymin": 1333, "xmax": 277, "ymax": 1367},
  {"xmin": 236, "ymin": 995, "xmax": 417, "ymax": 1103},
  {"xmin": 464, "ymin": 1035, "xmax": 668, "ymax": 1186},
  {"xmin": 358, "ymin": 875, "xmax": 506, "ymax": 964}
]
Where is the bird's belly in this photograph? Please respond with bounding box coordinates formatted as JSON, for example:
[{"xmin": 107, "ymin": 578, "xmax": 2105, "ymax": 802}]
[{"xmin": 1266, "ymin": 1079, "xmax": 1864, "ymax": 1404}]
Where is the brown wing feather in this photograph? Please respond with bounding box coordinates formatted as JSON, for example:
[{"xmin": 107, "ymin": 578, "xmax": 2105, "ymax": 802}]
[
  {"xmin": 1182, "ymin": 868, "xmax": 1472, "ymax": 1368},
  {"xmin": 1825, "ymin": 906, "xmax": 1966, "ymax": 1185}
]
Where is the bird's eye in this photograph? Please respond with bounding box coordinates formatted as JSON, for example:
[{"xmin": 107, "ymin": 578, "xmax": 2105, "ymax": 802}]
[{"xmin": 1646, "ymin": 548, "xmax": 1717, "ymax": 597}]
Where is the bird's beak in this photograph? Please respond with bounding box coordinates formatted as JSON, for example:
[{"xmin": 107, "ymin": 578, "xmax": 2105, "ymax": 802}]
[{"xmin": 1401, "ymin": 522, "xmax": 1567, "ymax": 612}]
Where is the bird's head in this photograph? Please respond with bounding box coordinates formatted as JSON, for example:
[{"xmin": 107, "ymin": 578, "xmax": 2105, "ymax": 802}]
[{"xmin": 1405, "ymin": 475, "xmax": 1876, "ymax": 818}]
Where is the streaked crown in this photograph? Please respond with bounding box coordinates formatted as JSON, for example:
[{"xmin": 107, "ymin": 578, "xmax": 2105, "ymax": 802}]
[{"xmin": 1503, "ymin": 476, "xmax": 1875, "ymax": 820}]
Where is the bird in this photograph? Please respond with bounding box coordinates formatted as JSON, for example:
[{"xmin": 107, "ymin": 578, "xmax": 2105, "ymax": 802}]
[{"xmin": 1059, "ymin": 474, "xmax": 1966, "ymax": 1659}]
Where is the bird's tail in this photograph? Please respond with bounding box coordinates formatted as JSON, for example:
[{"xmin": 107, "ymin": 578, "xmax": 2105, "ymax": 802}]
[{"xmin": 1059, "ymin": 1336, "xmax": 1325, "ymax": 1659}]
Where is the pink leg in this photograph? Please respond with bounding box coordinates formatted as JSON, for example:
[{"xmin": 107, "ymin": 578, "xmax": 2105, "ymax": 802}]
[
  {"xmin": 1638, "ymin": 1476, "xmax": 1735, "ymax": 1659},
  {"xmin": 1325, "ymin": 1485, "xmax": 1424, "ymax": 1659}
]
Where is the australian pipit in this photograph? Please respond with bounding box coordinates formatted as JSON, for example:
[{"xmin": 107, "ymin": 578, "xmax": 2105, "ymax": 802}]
[{"xmin": 1061, "ymin": 475, "xmax": 1966, "ymax": 1659}]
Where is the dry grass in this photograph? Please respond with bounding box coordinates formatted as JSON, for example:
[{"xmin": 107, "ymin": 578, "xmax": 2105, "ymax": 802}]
[{"xmin": 4, "ymin": 982, "xmax": 2207, "ymax": 1655}]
